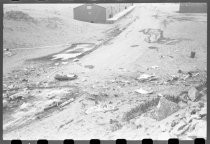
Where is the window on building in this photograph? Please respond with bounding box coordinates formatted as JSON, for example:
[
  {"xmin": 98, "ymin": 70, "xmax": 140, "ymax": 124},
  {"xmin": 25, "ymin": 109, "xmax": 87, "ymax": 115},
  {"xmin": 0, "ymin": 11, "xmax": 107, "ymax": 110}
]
[{"xmin": 87, "ymin": 6, "xmax": 92, "ymax": 10}]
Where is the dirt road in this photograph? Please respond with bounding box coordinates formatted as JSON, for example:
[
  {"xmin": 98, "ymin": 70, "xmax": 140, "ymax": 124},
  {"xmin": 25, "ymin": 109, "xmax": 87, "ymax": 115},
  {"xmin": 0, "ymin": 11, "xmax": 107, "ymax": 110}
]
[{"xmin": 3, "ymin": 6, "xmax": 207, "ymax": 140}]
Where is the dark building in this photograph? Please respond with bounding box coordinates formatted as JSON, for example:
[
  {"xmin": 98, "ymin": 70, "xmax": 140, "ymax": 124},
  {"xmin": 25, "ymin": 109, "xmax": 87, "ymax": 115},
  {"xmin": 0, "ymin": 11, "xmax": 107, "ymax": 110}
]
[
  {"xmin": 73, "ymin": 3, "xmax": 132, "ymax": 23},
  {"xmin": 179, "ymin": 3, "xmax": 207, "ymax": 13}
]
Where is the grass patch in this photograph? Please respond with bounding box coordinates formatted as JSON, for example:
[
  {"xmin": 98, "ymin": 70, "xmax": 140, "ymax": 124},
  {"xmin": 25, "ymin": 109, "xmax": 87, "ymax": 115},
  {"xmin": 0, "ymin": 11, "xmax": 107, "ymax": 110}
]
[{"xmin": 122, "ymin": 97, "xmax": 160, "ymax": 122}]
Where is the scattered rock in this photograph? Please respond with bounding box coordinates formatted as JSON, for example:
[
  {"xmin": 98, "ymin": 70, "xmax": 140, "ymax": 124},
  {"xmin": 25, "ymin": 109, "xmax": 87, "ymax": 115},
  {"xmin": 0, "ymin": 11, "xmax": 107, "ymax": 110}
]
[
  {"xmin": 54, "ymin": 74, "xmax": 78, "ymax": 81},
  {"xmin": 171, "ymin": 120, "xmax": 188, "ymax": 135},
  {"xmin": 110, "ymin": 121, "xmax": 122, "ymax": 132},
  {"xmin": 187, "ymin": 120, "xmax": 206, "ymax": 139},
  {"xmin": 155, "ymin": 97, "xmax": 179, "ymax": 120},
  {"xmin": 150, "ymin": 65, "xmax": 160, "ymax": 69},
  {"xmin": 178, "ymin": 101, "xmax": 187, "ymax": 108},
  {"xmin": 198, "ymin": 106, "xmax": 207, "ymax": 119},
  {"xmin": 85, "ymin": 104, "xmax": 118, "ymax": 114},
  {"xmin": 157, "ymin": 132, "xmax": 171, "ymax": 140},
  {"xmin": 171, "ymin": 119, "xmax": 180, "ymax": 127},
  {"xmin": 188, "ymin": 87, "xmax": 199, "ymax": 101}
]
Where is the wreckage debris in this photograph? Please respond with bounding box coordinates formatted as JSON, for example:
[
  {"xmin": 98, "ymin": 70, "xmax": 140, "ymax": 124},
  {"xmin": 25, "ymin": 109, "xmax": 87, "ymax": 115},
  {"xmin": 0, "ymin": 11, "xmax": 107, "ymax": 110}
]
[
  {"xmin": 84, "ymin": 65, "xmax": 94, "ymax": 69},
  {"xmin": 190, "ymin": 51, "xmax": 196, "ymax": 58},
  {"xmin": 137, "ymin": 74, "xmax": 158, "ymax": 82},
  {"xmin": 131, "ymin": 45, "xmax": 139, "ymax": 47},
  {"xmin": 148, "ymin": 46, "xmax": 159, "ymax": 51},
  {"xmin": 155, "ymin": 97, "xmax": 179, "ymax": 120},
  {"xmin": 54, "ymin": 63, "xmax": 59, "ymax": 66},
  {"xmin": 139, "ymin": 28, "xmax": 164, "ymax": 43},
  {"xmin": 147, "ymin": 65, "xmax": 160, "ymax": 70},
  {"xmin": 85, "ymin": 103, "xmax": 118, "ymax": 114},
  {"xmin": 73, "ymin": 58, "xmax": 79, "ymax": 62},
  {"xmin": 188, "ymin": 87, "xmax": 200, "ymax": 102},
  {"xmin": 62, "ymin": 61, "xmax": 68, "ymax": 65},
  {"xmin": 54, "ymin": 74, "xmax": 78, "ymax": 81},
  {"xmin": 59, "ymin": 98, "xmax": 74, "ymax": 108},
  {"xmin": 135, "ymin": 88, "xmax": 153, "ymax": 94}
]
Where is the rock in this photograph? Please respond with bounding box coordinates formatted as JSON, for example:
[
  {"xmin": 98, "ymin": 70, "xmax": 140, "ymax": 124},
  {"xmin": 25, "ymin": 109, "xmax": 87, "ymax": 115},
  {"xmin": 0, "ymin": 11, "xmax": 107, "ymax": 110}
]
[
  {"xmin": 171, "ymin": 119, "xmax": 179, "ymax": 127},
  {"xmin": 171, "ymin": 120, "xmax": 188, "ymax": 135},
  {"xmin": 54, "ymin": 74, "xmax": 78, "ymax": 81},
  {"xmin": 155, "ymin": 97, "xmax": 179, "ymax": 120},
  {"xmin": 188, "ymin": 87, "xmax": 200, "ymax": 101}
]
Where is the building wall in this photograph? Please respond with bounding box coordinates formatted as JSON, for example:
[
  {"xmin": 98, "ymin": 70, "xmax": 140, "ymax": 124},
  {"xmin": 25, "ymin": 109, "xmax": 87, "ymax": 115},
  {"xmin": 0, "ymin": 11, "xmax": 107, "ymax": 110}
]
[
  {"xmin": 105, "ymin": 3, "xmax": 132, "ymax": 19},
  {"xmin": 74, "ymin": 3, "xmax": 133, "ymax": 23},
  {"xmin": 179, "ymin": 3, "xmax": 207, "ymax": 13},
  {"xmin": 74, "ymin": 4, "xmax": 106, "ymax": 23}
]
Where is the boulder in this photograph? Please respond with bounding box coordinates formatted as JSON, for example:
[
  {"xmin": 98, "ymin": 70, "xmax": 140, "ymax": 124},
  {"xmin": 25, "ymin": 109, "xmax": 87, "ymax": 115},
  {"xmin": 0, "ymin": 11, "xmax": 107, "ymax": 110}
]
[
  {"xmin": 155, "ymin": 97, "xmax": 179, "ymax": 120},
  {"xmin": 188, "ymin": 87, "xmax": 200, "ymax": 101}
]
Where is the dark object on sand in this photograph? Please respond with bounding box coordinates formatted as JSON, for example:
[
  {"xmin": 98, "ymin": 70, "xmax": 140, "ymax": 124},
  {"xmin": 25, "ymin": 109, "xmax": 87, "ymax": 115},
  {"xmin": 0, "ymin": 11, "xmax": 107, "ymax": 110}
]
[
  {"xmin": 148, "ymin": 46, "xmax": 159, "ymax": 51},
  {"xmin": 54, "ymin": 74, "xmax": 78, "ymax": 81},
  {"xmin": 84, "ymin": 65, "xmax": 94, "ymax": 69},
  {"xmin": 190, "ymin": 51, "xmax": 196, "ymax": 58}
]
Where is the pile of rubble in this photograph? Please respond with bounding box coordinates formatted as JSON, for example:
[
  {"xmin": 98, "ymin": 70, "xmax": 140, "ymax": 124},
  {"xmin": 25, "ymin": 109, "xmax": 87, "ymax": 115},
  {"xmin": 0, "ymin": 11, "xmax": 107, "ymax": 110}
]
[{"xmin": 118, "ymin": 81, "xmax": 207, "ymax": 140}]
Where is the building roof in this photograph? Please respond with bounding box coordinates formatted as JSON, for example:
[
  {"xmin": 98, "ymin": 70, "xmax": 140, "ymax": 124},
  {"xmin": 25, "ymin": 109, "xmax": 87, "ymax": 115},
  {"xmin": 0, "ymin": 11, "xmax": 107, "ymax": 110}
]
[
  {"xmin": 96, "ymin": 4, "xmax": 121, "ymax": 8},
  {"xmin": 74, "ymin": 3, "xmax": 132, "ymax": 9}
]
